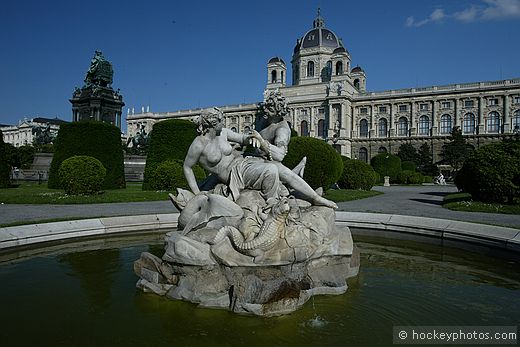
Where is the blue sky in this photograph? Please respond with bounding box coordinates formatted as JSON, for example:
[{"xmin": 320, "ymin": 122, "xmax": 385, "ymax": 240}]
[{"xmin": 1, "ymin": 0, "xmax": 519, "ymax": 132}]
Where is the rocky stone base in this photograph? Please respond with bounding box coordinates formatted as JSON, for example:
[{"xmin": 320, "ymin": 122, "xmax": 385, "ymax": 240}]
[{"xmin": 134, "ymin": 229, "xmax": 359, "ymax": 317}]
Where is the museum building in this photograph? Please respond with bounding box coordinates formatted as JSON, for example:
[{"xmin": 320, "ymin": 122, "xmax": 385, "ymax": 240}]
[{"xmin": 127, "ymin": 11, "xmax": 520, "ymax": 162}]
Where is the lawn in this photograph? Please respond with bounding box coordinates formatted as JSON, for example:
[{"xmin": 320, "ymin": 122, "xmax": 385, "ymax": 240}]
[
  {"xmin": 0, "ymin": 183, "xmax": 382, "ymax": 205},
  {"xmin": 443, "ymin": 193, "xmax": 520, "ymax": 215},
  {"xmin": 324, "ymin": 189, "xmax": 382, "ymax": 202},
  {"xmin": 0, "ymin": 182, "xmax": 169, "ymax": 204}
]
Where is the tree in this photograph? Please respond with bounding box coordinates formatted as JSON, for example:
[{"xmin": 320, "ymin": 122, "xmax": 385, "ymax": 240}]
[
  {"xmin": 441, "ymin": 126, "xmax": 473, "ymax": 173},
  {"xmin": 417, "ymin": 142, "xmax": 438, "ymax": 176},
  {"xmin": 397, "ymin": 143, "xmax": 418, "ymax": 164}
]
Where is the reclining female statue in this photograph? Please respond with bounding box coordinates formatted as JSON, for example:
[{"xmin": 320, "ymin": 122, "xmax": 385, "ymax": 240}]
[{"xmin": 183, "ymin": 108, "xmax": 337, "ymax": 209}]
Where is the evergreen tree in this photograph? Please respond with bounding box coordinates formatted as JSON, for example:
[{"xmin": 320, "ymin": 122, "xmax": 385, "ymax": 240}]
[
  {"xmin": 441, "ymin": 126, "xmax": 473, "ymax": 173},
  {"xmin": 397, "ymin": 143, "xmax": 418, "ymax": 163},
  {"xmin": 417, "ymin": 142, "xmax": 438, "ymax": 176}
]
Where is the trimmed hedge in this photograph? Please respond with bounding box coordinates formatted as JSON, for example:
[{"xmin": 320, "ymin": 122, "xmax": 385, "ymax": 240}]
[
  {"xmin": 397, "ymin": 170, "xmax": 424, "ymax": 184},
  {"xmin": 455, "ymin": 141, "xmax": 520, "ymax": 203},
  {"xmin": 338, "ymin": 157, "xmax": 377, "ymax": 190},
  {"xmin": 149, "ymin": 159, "xmax": 206, "ymax": 191},
  {"xmin": 58, "ymin": 156, "xmax": 106, "ymax": 195},
  {"xmin": 143, "ymin": 119, "xmax": 198, "ymax": 190},
  {"xmin": 371, "ymin": 153, "xmax": 402, "ymax": 183},
  {"xmin": 0, "ymin": 130, "xmax": 10, "ymax": 188},
  {"xmin": 282, "ymin": 137, "xmax": 343, "ymax": 190},
  {"xmin": 48, "ymin": 121, "xmax": 125, "ymax": 189}
]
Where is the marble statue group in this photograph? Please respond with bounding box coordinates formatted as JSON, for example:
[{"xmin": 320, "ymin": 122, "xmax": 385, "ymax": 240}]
[{"xmin": 134, "ymin": 90, "xmax": 359, "ymax": 316}]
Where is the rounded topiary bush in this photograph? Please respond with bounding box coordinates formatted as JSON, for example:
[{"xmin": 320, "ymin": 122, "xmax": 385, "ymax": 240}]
[
  {"xmin": 371, "ymin": 153, "xmax": 402, "ymax": 183},
  {"xmin": 48, "ymin": 121, "xmax": 125, "ymax": 190},
  {"xmin": 338, "ymin": 157, "xmax": 377, "ymax": 190},
  {"xmin": 282, "ymin": 137, "xmax": 343, "ymax": 190},
  {"xmin": 409, "ymin": 171, "xmax": 424, "ymax": 184},
  {"xmin": 143, "ymin": 119, "xmax": 198, "ymax": 190},
  {"xmin": 0, "ymin": 130, "xmax": 10, "ymax": 188},
  {"xmin": 455, "ymin": 142, "xmax": 520, "ymax": 203},
  {"xmin": 149, "ymin": 159, "xmax": 206, "ymax": 191},
  {"xmin": 58, "ymin": 156, "xmax": 106, "ymax": 195}
]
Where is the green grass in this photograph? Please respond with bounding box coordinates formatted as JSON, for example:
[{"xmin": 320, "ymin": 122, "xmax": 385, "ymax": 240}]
[
  {"xmin": 0, "ymin": 216, "xmax": 113, "ymax": 228},
  {"xmin": 443, "ymin": 193, "xmax": 520, "ymax": 215},
  {"xmin": 0, "ymin": 182, "xmax": 169, "ymax": 204},
  {"xmin": 324, "ymin": 189, "xmax": 382, "ymax": 203}
]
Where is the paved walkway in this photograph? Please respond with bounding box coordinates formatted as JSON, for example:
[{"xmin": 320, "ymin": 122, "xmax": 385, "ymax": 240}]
[{"xmin": 1, "ymin": 185, "xmax": 519, "ymax": 228}]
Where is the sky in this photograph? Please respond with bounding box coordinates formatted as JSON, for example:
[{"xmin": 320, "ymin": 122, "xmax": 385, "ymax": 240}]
[{"xmin": 1, "ymin": 0, "xmax": 519, "ymax": 132}]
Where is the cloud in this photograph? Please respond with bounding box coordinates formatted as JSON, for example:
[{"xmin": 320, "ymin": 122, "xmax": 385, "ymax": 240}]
[
  {"xmin": 481, "ymin": 0, "xmax": 520, "ymax": 19},
  {"xmin": 405, "ymin": 9, "xmax": 446, "ymax": 27},
  {"xmin": 405, "ymin": 0, "xmax": 520, "ymax": 27}
]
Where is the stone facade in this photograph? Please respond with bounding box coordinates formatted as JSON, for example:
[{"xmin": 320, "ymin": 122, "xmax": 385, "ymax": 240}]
[{"xmin": 127, "ymin": 12, "xmax": 520, "ymax": 162}]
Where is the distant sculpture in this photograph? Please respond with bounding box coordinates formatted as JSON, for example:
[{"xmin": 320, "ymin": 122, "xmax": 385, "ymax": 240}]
[
  {"xmin": 84, "ymin": 50, "xmax": 113, "ymax": 87},
  {"xmin": 126, "ymin": 124, "xmax": 150, "ymax": 154},
  {"xmin": 32, "ymin": 123, "xmax": 55, "ymax": 145},
  {"xmin": 434, "ymin": 173, "xmax": 446, "ymax": 185}
]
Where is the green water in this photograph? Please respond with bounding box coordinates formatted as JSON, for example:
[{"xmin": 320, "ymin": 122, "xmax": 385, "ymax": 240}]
[{"xmin": 0, "ymin": 235, "xmax": 518, "ymax": 346}]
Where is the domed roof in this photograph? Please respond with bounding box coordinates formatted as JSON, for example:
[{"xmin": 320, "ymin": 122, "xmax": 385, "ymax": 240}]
[
  {"xmin": 268, "ymin": 57, "xmax": 286, "ymax": 65},
  {"xmin": 332, "ymin": 46, "xmax": 347, "ymax": 54},
  {"xmin": 351, "ymin": 66, "xmax": 364, "ymax": 73},
  {"xmin": 297, "ymin": 9, "xmax": 343, "ymax": 51}
]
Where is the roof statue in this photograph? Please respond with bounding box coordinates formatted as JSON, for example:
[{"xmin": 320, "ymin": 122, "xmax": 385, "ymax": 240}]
[{"xmin": 84, "ymin": 50, "xmax": 113, "ymax": 87}]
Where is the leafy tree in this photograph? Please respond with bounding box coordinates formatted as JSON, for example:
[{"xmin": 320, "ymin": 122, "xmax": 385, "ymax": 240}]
[
  {"xmin": 441, "ymin": 126, "xmax": 473, "ymax": 173},
  {"xmin": 370, "ymin": 153, "xmax": 402, "ymax": 183},
  {"xmin": 397, "ymin": 143, "xmax": 418, "ymax": 164},
  {"xmin": 0, "ymin": 130, "xmax": 10, "ymax": 187}
]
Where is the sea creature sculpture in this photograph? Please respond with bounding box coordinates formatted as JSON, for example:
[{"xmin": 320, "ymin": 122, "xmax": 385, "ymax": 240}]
[{"xmin": 213, "ymin": 198, "xmax": 291, "ymax": 261}]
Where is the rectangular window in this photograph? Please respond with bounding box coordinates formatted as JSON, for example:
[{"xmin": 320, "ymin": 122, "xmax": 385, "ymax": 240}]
[
  {"xmin": 360, "ymin": 107, "xmax": 368, "ymax": 114},
  {"xmin": 419, "ymin": 103, "xmax": 429, "ymax": 111},
  {"xmin": 300, "ymin": 109, "xmax": 308, "ymax": 116},
  {"xmin": 464, "ymin": 100, "xmax": 474, "ymax": 108},
  {"xmin": 441, "ymin": 101, "xmax": 451, "ymax": 109},
  {"xmin": 398, "ymin": 105, "xmax": 408, "ymax": 112},
  {"xmin": 488, "ymin": 98, "xmax": 498, "ymax": 106},
  {"xmin": 514, "ymin": 96, "xmax": 520, "ymax": 104},
  {"xmin": 379, "ymin": 106, "xmax": 387, "ymax": 113},
  {"xmin": 318, "ymin": 108, "xmax": 325, "ymax": 114}
]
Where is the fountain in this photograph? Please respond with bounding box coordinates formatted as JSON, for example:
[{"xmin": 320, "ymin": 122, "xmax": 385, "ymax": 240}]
[{"xmin": 134, "ymin": 93, "xmax": 359, "ymax": 316}]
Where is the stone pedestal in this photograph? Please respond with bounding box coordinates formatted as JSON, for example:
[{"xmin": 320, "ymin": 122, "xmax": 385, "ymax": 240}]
[{"xmin": 384, "ymin": 176, "xmax": 390, "ymax": 186}]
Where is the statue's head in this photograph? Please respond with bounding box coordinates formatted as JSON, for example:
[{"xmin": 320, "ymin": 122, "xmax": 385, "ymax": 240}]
[
  {"xmin": 261, "ymin": 90, "xmax": 288, "ymax": 123},
  {"xmin": 194, "ymin": 108, "xmax": 224, "ymax": 134}
]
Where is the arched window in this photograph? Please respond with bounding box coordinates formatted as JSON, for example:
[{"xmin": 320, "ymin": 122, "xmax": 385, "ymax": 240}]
[
  {"xmin": 317, "ymin": 119, "xmax": 325, "ymax": 138},
  {"xmin": 359, "ymin": 119, "xmax": 368, "ymax": 138},
  {"xmin": 398, "ymin": 117, "xmax": 408, "ymax": 136},
  {"xmin": 354, "ymin": 79, "xmax": 360, "ymax": 90},
  {"xmin": 419, "ymin": 115, "xmax": 430, "ymax": 135},
  {"xmin": 326, "ymin": 61, "xmax": 332, "ymax": 77},
  {"xmin": 244, "ymin": 126, "xmax": 250, "ymax": 133},
  {"xmin": 440, "ymin": 114, "xmax": 452, "ymax": 134},
  {"xmin": 231, "ymin": 127, "xmax": 237, "ymax": 133},
  {"xmin": 378, "ymin": 146, "xmax": 387, "ymax": 153},
  {"xmin": 271, "ymin": 70, "xmax": 277, "ymax": 83},
  {"xmin": 336, "ymin": 61, "xmax": 343, "ymax": 75},
  {"xmin": 463, "ymin": 113, "xmax": 475, "ymax": 134},
  {"xmin": 513, "ymin": 110, "xmax": 520, "ymax": 132},
  {"xmin": 359, "ymin": 147, "xmax": 368, "ymax": 163},
  {"xmin": 307, "ymin": 61, "xmax": 314, "ymax": 77},
  {"xmin": 378, "ymin": 118, "xmax": 388, "ymax": 137},
  {"xmin": 301, "ymin": 120, "xmax": 309, "ymax": 136},
  {"xmin": 294, "ymin": 64, "xmax": 299, "ymax": 83},
  {"xmin": 487, "ymin": 111, "xmax": 500, "ymax": 133},
  {"xmin": 281, "ymin": 71, "xmax": 284, "ymax": 83}
]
